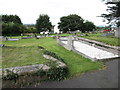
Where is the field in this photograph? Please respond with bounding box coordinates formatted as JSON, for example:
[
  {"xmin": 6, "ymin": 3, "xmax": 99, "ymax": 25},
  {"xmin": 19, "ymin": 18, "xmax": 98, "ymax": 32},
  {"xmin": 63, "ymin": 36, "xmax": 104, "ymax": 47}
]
[{"xmin": 2, "ymin": 37, "xmax": 103, "ymax": 77}]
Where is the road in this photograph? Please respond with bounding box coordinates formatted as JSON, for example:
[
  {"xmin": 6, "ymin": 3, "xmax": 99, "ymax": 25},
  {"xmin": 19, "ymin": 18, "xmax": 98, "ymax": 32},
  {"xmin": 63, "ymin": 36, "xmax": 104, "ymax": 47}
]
[{"xmin": 26, "ymin": 59, "xmax": 119, "ymax": 88}]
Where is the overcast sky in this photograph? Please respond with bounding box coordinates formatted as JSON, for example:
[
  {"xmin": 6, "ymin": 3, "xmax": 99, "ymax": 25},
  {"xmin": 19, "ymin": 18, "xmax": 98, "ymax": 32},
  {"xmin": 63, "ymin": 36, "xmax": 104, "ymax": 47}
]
[{"xmin": 0, "ymin": 0, "xmax": 108, "ymax": 26}]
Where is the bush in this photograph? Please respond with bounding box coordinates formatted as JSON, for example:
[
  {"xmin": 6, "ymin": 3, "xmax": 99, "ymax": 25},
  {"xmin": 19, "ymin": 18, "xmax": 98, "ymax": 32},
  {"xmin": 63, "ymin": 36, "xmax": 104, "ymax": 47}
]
[
  {"xmin": 29, "ymin": 69, "xmax": 46, "ymax": 77},
  {"xmin": 2, "ymin": 69, "xmax": 19, "ymax": 80},
  {"xmin": 43, "ymin": 50, "xmax": 69, "ymax": 81},
  {"xmin": 46, "ymin": 67, "xmax": 69, "ymax": 81}
]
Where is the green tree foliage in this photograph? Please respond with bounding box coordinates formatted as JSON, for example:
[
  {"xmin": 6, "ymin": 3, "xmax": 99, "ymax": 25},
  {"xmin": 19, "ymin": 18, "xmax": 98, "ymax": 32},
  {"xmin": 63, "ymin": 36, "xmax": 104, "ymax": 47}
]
[
  {"xmin": 58, "ymin": 14, "xmax": 84, "ymax": 33},
  {"xmin": 24, "ymin": 24, "xmax": 37, "ymax": 33},
  {"xmin": 2, "ymin": 15, "xmax": 22, "ymax": 24},
  {"xmin": 101, "ymin": 1, "xmax": 120, "ymax": 27},
  {"xmin": 36, "ymin": 14, "xmax": 52, "ymax": 32},
  {"xmin": 2, "ymin": 22, "xmax": 26, "ymax": 35},
  {"xmin": 2, "ymin": 15, "xmax": 25, "ymax": 36},
  {"xmin": 83, "ymin": 21, "xmax": 96, "ymax": 32}
]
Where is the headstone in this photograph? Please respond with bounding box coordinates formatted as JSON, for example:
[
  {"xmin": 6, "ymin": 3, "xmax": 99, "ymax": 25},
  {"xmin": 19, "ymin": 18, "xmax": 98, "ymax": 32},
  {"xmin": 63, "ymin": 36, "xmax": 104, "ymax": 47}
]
[
  {"xmin": 101, "ymin": 33, "xmax": 107, "ymax": 37},
  {"xmin": 115, "ymin": 28, "xmax": 120, "ymax": 38},
  {"xmin": 67, "ymin": 35, "xmax": 73, "ymax": 50},
  {"xmin": 45, "ymin": 31, "xmax": 48, "ymax": 35},
  {"xmin": 74, "ymin": 36, "xmax": 79, "ymax": 40},
  {"xmin": 21, "ymin": 33, "xmax": 23, "ymax": 36},
  {"xmin": 0, "ymin": 44, "xmax": 4, "ymax": 47},
  {"xmin": 80, "ymin": 33, "xmax": 84, "ymax": 36},
  {"xmin": 56, "ymin": 34, "xmax": 59, "ymax": 39},
  {"xmin": 40, "ymin": 32, "xmax": 43, "ymax": 35}
]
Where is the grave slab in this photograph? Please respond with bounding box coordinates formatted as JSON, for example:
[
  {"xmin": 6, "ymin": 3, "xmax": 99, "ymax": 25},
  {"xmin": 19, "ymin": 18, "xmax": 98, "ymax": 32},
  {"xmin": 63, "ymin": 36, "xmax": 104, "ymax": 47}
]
[{"xmin": 61, "ymin": 41, "xmax": 119, "ymax": 61}]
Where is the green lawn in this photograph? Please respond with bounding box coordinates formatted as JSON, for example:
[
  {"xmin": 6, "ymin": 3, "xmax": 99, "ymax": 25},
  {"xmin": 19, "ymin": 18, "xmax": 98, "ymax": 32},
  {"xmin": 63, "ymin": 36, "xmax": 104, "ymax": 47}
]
[
  {"xmin": 2, "ymin": 37, "xmax": 103, "ymax": 76},
  {"xmin": 2, "ymin": 46, "xmax": 48, "ymax": 68},
  {"xmin": 79, "ymin": 33, "xmax": 120, "ymax": 46},
  {"xmin": 59, "ymin": 33, "xmax": 71, "ymax": 36}
]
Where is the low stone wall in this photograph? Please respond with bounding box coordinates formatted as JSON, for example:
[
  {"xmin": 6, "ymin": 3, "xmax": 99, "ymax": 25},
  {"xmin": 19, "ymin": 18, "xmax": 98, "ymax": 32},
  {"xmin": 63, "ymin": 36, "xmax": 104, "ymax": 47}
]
[{"xmin": 1, "ymin": 64, "xmax": 50, "ymax": 76}]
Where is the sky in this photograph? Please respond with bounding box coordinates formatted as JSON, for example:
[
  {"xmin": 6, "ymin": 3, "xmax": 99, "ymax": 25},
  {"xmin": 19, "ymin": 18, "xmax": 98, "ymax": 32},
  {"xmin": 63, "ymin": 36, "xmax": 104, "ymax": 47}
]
[{"xmin": 0, "ymin": 0, "xmax": 109, "ymax": 27}]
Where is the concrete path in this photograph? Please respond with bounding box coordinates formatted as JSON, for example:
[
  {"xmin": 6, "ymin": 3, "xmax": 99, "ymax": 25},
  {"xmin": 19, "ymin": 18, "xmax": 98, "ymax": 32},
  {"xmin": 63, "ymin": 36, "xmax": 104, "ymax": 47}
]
[{"xmin": 25, "ymin": 59, "xmax": 118, "ymax": 88}]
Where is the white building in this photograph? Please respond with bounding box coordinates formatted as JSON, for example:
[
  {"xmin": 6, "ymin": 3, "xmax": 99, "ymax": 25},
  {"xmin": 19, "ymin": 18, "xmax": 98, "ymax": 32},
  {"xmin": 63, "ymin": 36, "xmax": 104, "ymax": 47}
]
[{"xmin": 54, "ymin": 25, "xmax": 60, "ymax": 33}]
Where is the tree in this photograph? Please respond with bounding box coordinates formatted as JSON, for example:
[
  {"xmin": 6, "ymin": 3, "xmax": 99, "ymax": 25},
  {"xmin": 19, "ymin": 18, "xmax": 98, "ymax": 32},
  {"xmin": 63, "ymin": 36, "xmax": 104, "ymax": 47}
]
[
  {"xmin": 36, "ymin": 14, "xmax": 52, "ymax": 32},
  {"xmin": 101, "ymin": 1, "xmax": 120, "ymax": 27},
  {"xmin": 2, "ymin": 22, "xmax": 22, "ymax": 35},
  {"xmin": 58, "ymin": 14, "xmax": 84, "ymax": 33},
  {"xmin": 83, "ymin": 21, "xmax": 96, "ymax": 32},
  {"xmin": 2, "ymin": 15, "xmax": 22, "ymax": 24},
  {"xmin": 1, "ymin": 15, "xmax": 24, "ymax": 36}
]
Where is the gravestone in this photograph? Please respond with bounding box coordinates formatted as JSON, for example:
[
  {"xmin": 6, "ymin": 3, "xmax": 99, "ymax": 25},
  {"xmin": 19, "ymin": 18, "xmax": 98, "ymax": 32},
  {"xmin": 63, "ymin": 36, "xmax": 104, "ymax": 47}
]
[
  {"xmin": 115, "ymin": 28, "xmax": 120, "ymax": 38},
  {"xmin": 67, "ymin": 35, "xmax": 73, "ymax": 50},
  {"xmin": 74, "ymin": 36, "xmax": 79, "ymax": 40},
  {"xmin": 7, "ymin": 38, "xmax": 19, "ymax": 41},
  {"xmin": 56, "ymin": 34, "xmax": 59, "ymax": 39},
  {"xmin": 101, "ymin": 33, "xmax": 107, "ymax": 37},
  {"xmin": 80, "ymin": 33, "xmax": 84, "ymax": 36},
  {"xmin": 0, "ymin": 44, "xmax": 4, "ymax": 47}
]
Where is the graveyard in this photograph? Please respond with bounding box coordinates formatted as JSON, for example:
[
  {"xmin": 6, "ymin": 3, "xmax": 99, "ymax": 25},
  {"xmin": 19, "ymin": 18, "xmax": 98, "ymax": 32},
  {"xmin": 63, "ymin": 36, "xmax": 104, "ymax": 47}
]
[
  {"xmin": 1, "ymin": 0, "xmax": 120, "ymax": 88},
  {"xmin": 2, "ymin": 36, "xmax": 103, "ymax": 76},
  {"xmin": 1, "ymin": 30, "xmax": 120, "ymax": 87}
]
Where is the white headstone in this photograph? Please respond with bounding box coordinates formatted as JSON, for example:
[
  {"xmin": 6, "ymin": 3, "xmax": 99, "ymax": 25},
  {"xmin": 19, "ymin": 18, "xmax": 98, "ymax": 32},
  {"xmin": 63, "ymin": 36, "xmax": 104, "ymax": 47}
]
[{"xmin": 40, "ymin": 32, "xmax": 43, "ymax": 34}]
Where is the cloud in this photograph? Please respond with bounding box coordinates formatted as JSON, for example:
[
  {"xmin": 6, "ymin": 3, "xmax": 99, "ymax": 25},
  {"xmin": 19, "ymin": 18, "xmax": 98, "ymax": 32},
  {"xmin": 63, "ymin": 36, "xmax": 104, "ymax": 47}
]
[{"xmin": 0, "ymin": 0, "xmax": 108, "ymax": 26}]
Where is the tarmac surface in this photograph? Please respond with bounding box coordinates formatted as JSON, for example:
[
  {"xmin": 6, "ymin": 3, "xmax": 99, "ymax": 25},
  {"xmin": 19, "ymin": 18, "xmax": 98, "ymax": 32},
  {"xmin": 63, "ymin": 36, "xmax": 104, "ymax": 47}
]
[{"xmin": 26, "ymin": 59, "xmax": 119, "ymax": 88}]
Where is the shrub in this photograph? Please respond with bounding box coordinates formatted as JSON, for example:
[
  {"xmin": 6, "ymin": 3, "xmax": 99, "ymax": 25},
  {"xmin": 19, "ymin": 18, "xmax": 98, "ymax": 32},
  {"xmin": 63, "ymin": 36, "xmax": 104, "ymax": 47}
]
[
  {"xmin": 43, "ymin": 50, "xmax": 69, "ymax": 81},
  {"xmin": 29, "ymin": 69, "xmax": 46, "ymax": 77},
  {"xmin": 46, "ymin": 67, "xmax": 69, "ymax": 81},
  {"xmin": 2, "ymin": 69, "xmax": 19, "ymax": 80}
]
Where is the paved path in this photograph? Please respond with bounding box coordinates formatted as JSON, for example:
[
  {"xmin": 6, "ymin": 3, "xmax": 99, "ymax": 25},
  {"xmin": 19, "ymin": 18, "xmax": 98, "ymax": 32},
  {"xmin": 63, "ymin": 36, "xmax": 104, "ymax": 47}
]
[{"xmin": 26, "ymin": 59, "xmax": 118, "ymax": 88}]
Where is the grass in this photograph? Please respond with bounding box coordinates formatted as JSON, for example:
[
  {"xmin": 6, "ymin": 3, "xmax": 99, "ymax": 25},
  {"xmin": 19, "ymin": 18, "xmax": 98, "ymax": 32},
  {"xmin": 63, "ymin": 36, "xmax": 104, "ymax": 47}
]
[
  {"xmin": 2, "ymin": 37, "xmax": 103, "ymax": 76},
  {"xmin": 79, "ymin": 33, "xmax": 120, "ymax": 46},
  {"xmin": 59, "ymin": 33, "xmax": 71, "ymax": 36},
  {"xmin": 2, "ymin": 46, "xmax": 48, "ymax": 68}
]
